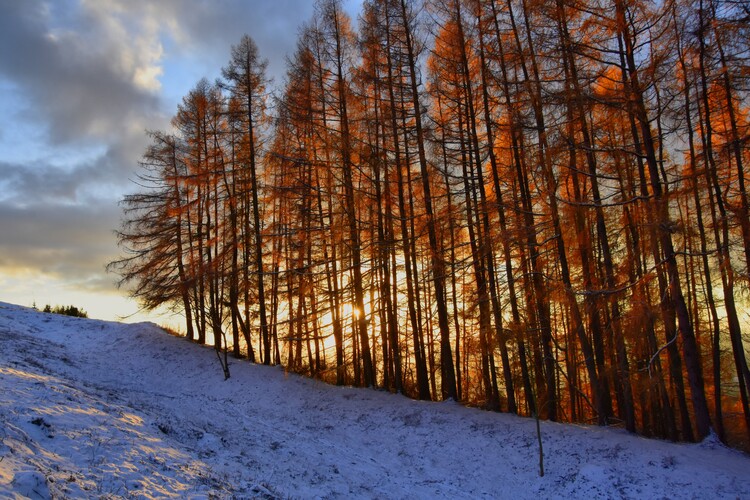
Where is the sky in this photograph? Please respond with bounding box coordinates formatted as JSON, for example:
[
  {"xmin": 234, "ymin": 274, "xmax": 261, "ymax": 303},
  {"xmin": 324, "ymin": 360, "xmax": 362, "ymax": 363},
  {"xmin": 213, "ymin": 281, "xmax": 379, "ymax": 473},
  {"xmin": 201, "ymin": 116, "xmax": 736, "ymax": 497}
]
[{"xmin": 0, "ymin": 0, "xmax": 360, "ymax": 327}]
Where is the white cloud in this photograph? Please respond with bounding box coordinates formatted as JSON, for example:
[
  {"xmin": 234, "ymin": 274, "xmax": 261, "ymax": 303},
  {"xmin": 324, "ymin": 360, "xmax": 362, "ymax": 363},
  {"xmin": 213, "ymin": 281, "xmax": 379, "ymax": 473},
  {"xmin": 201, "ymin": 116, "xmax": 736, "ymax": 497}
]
[{"xmin": 80, "ymin": 0, "xmax": 166, "ymax": 92}]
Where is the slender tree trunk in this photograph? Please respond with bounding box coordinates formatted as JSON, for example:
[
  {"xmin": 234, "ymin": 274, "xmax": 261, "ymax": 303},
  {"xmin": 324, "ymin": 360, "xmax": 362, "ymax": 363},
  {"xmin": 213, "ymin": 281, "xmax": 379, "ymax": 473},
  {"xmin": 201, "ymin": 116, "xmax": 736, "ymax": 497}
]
[
  {"xmin": 383, "ymin": 2, "xmax": 430, "ymax": 399},
  {"xmin": 399, "ymin": 0, "xmax": 457, "ymax": 400},
  {"xmin": 616, "ymin": 0, "xmax": 711, "ymax": 439}
]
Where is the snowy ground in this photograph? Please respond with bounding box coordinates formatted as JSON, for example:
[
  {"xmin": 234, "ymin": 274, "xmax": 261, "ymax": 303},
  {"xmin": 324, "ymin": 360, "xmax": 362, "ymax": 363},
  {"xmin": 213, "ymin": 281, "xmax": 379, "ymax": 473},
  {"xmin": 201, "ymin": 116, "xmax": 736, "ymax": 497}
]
[{"xmin": 0, "ymin": 301, "xmax": 748, "ymax": 499}]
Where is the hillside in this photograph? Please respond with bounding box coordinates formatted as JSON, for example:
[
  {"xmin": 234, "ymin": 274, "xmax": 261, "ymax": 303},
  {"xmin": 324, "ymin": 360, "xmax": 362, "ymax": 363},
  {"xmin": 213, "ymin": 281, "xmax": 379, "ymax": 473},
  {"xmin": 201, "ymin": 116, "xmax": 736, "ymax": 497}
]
[{"xmin": 0, "ymin": 301, "xmax": 748, "ymax": 498}]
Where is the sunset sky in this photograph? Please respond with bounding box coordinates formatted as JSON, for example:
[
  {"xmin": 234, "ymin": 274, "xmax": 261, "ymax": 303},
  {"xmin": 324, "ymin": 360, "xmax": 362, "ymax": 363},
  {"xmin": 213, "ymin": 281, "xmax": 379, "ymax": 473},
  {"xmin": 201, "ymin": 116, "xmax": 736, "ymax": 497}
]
[{"xmin": 0, "ymin": 0, "xmax": 359, "ymax": 325}]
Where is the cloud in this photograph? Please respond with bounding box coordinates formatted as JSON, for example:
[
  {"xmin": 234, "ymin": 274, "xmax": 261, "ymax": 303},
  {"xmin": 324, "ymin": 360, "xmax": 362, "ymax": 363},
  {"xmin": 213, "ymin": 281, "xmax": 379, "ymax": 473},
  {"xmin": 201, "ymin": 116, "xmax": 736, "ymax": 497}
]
[
  {"xmin": 0, "ymin": 0, "xmax": 323, "ymax": 199},
  {"xmin": 0, "ymin": 200, "xmax": 122, "ymax": 293},
  {"xmin": 0, "ymin": 160, "xmax": 99, "ymax": 205},
  {"xmin": 86, "ymin": 0, "xmax": 320, "ymax": 91},
  {"xmin": 0, "ymin": 1, "xmax": 354, "ymax": 149},
  {"xmin": 0, "ymin": 121, "xmax": 154, "ymax": 206},
  {"xmin": 0, "ymin": 1, "xmax": 164, "ymax": 145}
]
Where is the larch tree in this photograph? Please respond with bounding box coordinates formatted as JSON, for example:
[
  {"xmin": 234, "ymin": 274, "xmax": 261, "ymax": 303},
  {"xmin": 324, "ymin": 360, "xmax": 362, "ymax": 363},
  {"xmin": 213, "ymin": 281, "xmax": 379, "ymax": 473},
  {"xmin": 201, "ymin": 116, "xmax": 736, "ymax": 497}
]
[{"xmin": 222, "ymin": 34, "xmax": 272, "ymax": 365}]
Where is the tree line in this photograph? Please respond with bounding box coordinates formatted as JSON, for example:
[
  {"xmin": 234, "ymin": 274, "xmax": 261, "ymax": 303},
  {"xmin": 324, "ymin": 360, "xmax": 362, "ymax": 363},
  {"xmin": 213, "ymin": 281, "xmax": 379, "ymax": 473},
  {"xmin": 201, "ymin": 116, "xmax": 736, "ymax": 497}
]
[
  {"xmin": 35, "ymin": 303, "xmax": 89, "ymax": 318},
  {"xmin": 110, "ymin": 0, "xmax": 750, "ymax": 447}
]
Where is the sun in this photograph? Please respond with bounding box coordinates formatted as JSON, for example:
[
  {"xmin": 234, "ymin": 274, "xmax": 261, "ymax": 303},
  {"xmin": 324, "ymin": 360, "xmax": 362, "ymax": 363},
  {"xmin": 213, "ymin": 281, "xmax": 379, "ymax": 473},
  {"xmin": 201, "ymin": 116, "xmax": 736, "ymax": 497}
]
[{"xmin": 341, "ymin": 302, "xmax": 361, "ymax": 319}]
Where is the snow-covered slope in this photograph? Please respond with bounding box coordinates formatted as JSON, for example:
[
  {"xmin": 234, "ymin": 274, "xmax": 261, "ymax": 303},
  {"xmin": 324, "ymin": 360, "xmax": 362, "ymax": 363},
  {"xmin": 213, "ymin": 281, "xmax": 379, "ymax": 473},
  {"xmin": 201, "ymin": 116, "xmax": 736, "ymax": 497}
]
[{"xmin": 0, "ymin": 301, "xmax": 748, "ymax": 498}]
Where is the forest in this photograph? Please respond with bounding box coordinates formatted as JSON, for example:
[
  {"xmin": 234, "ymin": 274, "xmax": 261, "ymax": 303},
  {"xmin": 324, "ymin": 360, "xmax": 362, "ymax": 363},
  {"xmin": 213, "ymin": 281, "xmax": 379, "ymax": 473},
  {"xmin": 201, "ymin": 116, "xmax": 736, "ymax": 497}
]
[{"xmin": 110, "ymin": 0, "xmax": 750, "ymax": 448}]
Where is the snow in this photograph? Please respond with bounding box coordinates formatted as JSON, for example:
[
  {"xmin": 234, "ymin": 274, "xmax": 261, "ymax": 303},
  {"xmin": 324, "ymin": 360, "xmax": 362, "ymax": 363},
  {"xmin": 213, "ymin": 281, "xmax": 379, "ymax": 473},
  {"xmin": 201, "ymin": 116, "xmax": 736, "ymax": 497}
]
[{"xmin": 0, "ymin": 301, "xmax": 748, "ymax": 499}]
